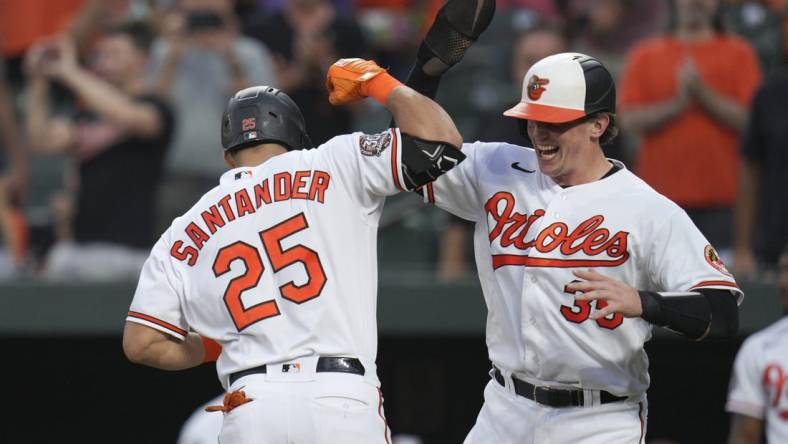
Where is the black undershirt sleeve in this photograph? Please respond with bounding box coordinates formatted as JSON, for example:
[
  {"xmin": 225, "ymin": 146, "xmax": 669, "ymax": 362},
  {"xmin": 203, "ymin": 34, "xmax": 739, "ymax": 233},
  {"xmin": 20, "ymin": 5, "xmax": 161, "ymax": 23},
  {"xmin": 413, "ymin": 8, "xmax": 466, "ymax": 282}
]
[{"xmin": 639, "ymin": 288, "xmax": 739, "ymax": 340}]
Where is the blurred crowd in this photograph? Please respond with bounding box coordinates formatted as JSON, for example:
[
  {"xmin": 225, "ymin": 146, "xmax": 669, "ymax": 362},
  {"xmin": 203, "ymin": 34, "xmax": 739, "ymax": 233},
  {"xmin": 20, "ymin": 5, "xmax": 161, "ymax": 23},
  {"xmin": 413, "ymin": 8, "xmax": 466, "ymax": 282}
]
[{"xmin": 0, "ymin": 0, "xmax": 785, "ymax": 283}]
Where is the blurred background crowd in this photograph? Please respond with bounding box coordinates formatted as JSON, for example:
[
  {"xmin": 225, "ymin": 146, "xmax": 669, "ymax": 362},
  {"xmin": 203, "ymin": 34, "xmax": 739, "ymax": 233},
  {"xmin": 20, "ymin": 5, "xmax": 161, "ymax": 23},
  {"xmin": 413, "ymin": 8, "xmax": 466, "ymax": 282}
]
[
  {"xmin": 0, "ymin": 0, "xmax": 785, "ymax": 284},
  {"xmin": 1, "ymin": 1, "xmax": 787, "ymax": 443}
]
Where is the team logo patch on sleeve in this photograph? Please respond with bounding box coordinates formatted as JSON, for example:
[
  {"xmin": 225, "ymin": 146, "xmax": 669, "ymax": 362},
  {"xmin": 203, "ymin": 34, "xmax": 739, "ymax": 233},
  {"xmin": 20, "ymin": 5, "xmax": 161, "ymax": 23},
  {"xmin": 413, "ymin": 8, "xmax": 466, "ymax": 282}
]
[
  {"xmin": 704, "ymin": 245, "xmax": 732, "ymax": 276},
  {"xmin": 359, "ymin": 131, "xmax": 392, "ymax": 157}
]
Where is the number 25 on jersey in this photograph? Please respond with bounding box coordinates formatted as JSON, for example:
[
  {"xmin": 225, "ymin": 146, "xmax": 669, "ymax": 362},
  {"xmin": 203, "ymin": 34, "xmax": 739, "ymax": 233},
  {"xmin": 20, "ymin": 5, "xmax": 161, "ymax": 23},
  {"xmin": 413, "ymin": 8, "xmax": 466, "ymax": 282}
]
[{"xmin": 213, "ymin": 213, "xmax": 326, "ymax": 331}]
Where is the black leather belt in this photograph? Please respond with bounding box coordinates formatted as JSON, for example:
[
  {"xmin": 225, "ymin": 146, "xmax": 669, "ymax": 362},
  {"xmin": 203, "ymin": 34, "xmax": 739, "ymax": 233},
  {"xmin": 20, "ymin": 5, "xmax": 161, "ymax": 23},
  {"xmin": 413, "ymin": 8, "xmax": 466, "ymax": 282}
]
[
  {"xmin": 230, "ymin": 357, "xmax": 365, "ymax": 386},
  {"xmin": 493, "ymin": 368, "xmax": 626, "ymax": 408}
]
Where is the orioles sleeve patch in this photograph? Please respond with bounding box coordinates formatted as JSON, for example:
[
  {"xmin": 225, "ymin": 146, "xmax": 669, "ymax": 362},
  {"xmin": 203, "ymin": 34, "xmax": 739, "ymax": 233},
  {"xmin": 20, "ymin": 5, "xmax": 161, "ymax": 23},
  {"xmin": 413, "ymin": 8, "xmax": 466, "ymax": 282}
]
[
  {"xmin": 359, "ymin": 131, "xmax": 392, "ymax": 157},
  {"xmin": 704, "ymin": 245, "xmax": 732, "ymax": 277}
]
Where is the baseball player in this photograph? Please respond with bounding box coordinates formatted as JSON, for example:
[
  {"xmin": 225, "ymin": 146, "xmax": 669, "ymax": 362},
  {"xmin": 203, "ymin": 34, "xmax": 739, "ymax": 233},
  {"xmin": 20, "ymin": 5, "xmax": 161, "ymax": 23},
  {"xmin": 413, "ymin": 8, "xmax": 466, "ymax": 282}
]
[
  {"xmin": 726, "ymin": 245, "xmax": 788, "ymax": 444},
  {"xmin": 121, "ymin": 57, "xmax": 464, "ymax": 444},
  {"xmin": 408, "ymin": 52, "xmax": 742, "ymax": 443}
]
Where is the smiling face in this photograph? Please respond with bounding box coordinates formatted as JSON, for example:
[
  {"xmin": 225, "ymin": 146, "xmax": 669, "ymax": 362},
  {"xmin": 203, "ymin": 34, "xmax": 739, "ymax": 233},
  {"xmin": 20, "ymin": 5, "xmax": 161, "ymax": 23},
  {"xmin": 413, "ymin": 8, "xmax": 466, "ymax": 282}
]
[{"xmin": 526, "ymin": 114, "xmax": 610, "ymax": 185}]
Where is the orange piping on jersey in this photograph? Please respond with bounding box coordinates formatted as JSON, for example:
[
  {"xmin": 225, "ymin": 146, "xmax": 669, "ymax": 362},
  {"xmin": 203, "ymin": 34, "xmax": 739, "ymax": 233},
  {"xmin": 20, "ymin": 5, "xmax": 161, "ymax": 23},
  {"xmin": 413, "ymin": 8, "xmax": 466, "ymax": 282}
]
[
  {"xmin": 491, "ymin": 253, "xmax": 630, "ymax": 269},
  {"xmin": 638, "ymin": 402, "xmax": 645, "ymax": 444},
  {"xmin": 426, "ymin": 182, "xmax": 435, "ymax": 204},
  {"xmin": 689, "ymin": 280, "xmax": 739, "ymax": 290},
  {"xmin": 389, "ymin": 129, "xmax": 404, "ymax": 191},
  {"xmin": 127, "ymin": 311, "xmax": 187, "ymax": 337},
  {"xmin": 377, "ymin": 388, "xmax": 392, "ymax": 444}
]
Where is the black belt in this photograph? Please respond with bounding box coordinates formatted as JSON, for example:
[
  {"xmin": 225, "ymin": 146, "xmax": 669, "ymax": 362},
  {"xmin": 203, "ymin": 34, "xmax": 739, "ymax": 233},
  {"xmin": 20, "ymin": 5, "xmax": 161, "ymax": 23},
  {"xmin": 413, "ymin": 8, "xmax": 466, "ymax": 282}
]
[
  {"xmin": 493, "ymin": 368, "xmax": 626, "ymax": 408},
  {"xmin": 230, "ymin": 357, "xmax": 365, "ymax": 386}
]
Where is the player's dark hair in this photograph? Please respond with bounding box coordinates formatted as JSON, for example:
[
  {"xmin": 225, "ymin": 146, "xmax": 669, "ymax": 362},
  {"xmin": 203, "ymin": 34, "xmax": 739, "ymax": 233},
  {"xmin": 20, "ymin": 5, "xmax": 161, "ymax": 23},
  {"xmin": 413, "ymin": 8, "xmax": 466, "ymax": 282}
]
[
  {"xmin": 226, "ymin": 142, "xmax": 287, "ymax": 160},
  {"xmin": 597, "ymin": 112, "xmax": 619, "ymax": 146},
  {"xmin": 105, "ymin": 21, "xmax": 155, "ymax": 54}
]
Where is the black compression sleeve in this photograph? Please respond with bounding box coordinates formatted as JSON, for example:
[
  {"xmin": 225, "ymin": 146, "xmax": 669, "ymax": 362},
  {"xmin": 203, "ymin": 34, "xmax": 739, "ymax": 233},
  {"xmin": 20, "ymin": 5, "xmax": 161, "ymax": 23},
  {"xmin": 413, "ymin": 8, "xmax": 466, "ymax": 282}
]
[
  {"xmin": 406, "ymin": 45, "xmax": 443, "ymax": 100},
  {"xmin": 639, "ymin": 289, "xmax": 739, "ymax": 340},
  {"xmin": 389, "ymin": 49, "xmax": 442, "ymax": 128},
  {"xmin": 390, "ymin": 54, "xmax": 443, "ymax": 128},
  {"xmin": 703, "ymin": 288, "xmax": 739, "ymax": 338}
]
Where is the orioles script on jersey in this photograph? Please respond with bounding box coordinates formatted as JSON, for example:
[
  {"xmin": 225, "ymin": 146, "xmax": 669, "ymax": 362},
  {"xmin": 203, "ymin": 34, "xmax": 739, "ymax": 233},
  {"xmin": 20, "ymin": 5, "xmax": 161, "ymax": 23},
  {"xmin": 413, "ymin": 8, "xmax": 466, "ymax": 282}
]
[
  {"xmin": 485, "ymin": 191, "xmax": 629, "ymax": 269},
  {"xmin": 170, "ymin": 170, "xmax": 331, "ymax": 266}
]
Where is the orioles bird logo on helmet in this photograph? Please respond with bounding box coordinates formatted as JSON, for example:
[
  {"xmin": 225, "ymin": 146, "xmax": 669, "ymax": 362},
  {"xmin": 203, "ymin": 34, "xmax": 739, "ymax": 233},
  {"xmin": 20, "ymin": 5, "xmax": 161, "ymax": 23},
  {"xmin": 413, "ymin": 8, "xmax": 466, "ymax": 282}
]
[{"xmin": 527, "ymin": 75, "xmax": 550, "ymax": 101}]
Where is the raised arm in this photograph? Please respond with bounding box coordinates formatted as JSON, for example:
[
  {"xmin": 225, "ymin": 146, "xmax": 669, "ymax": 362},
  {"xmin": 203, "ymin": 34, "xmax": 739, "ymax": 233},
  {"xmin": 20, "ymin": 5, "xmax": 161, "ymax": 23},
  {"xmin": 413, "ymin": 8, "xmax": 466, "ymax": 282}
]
[
  {"xmin": 384, "ymin": 85, "xmax": 462, "ymax": 148},
  {"xmin": 326, "ymin": 58, "xmax": 462, "ymax": 148},
  {"xmin": 40, "ymin": 36, "xmax": 162, "ymax": 138},
  {"xmin": 23, "ymin": 43, "xmax": 74, "ymax": 153},
  {"xmin": 326, "ymin": 58, "xmax": 464, "ymax": 190}
]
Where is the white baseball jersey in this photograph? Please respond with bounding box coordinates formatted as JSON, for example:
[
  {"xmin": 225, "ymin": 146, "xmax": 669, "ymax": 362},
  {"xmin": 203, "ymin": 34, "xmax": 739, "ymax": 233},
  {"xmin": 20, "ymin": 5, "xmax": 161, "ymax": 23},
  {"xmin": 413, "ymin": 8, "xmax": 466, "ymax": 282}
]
[
  {"xmin": 423, "ymin": 142, "xmax": 743, "ymax": 396},
  {"xmin": 727, "ymin": 317, "xmax": 788, "ymax": 443},
  {"xmin": 127, "ymin": 129, "xmax": 408, "ymax": 389}
]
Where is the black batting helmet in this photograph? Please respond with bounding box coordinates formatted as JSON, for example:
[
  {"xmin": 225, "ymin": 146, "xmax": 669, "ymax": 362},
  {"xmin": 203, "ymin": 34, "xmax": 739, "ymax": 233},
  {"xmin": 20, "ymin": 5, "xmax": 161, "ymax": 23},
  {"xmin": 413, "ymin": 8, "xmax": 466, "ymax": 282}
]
[{"xmin": 221, "ymin": 86, "xmax": 312, "ymax": 152}]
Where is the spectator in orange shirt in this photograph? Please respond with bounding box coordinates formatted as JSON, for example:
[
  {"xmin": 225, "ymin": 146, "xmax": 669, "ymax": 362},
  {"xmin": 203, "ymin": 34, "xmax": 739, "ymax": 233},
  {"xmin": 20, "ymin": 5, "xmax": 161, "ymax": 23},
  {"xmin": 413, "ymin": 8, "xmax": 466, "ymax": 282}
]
[
  {"xmin": 618, "ymin": 0, "xmax": 761, "ymax": 255},
  {"xmin": 0, "ymin": 0, "xmax": 85, "ymax": 59}
]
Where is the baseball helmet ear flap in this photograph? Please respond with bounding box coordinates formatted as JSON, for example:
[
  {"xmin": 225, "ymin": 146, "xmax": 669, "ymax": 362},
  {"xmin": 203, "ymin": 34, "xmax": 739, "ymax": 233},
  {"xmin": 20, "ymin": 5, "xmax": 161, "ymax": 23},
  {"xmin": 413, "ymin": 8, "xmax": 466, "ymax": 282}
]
[{"xmin": 221, "ymin": 86, "xmax": 313, "ymax": 152}]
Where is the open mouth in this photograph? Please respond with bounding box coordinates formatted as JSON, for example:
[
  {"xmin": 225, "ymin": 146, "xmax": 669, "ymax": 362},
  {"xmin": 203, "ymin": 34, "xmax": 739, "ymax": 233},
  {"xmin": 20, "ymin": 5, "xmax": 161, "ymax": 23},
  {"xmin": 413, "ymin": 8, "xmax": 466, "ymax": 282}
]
[{"xmin": 535, "ymin": 144, "xmax": 560, "ymax": 161}]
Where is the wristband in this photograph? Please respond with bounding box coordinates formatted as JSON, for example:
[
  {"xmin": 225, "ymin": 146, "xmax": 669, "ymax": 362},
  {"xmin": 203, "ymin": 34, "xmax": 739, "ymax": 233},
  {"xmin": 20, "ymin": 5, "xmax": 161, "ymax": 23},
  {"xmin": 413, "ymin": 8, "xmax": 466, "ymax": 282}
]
[
  {"xmin": 363, "ymin": 71, "xmax": 404, "ymax": 105},
  {"xmin": 201, "ymin": 336, "xmax": 222, "ymax": 363}
]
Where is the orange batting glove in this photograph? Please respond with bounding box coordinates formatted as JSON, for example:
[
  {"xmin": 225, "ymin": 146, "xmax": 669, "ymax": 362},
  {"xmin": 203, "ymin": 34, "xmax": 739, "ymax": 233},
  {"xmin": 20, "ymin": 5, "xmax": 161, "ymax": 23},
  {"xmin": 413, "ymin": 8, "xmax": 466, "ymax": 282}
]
[{"xmin": 326, "ymin": 58, "xmax": 403, "ymax": 106}]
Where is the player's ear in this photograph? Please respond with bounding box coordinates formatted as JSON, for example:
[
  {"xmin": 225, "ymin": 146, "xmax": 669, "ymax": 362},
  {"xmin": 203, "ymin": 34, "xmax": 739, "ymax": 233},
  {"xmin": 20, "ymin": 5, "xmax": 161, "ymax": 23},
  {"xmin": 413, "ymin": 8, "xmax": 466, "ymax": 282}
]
[
  {"xmin": 224, "ymin": 150, "xmax": 237, "ymax": 168},
  {"xmin": 589, "ymin": 113, "xmax": 609, "ymax": 140}
]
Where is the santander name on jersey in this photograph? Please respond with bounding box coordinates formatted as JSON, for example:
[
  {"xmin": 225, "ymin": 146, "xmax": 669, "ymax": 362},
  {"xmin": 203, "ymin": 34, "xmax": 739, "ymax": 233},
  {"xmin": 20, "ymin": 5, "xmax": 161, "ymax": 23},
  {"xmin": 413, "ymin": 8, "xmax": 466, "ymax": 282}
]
[
  {"xmin": 170, "ymin": 169, "xmax": 331, "ymax": 266},
  {"xmin": 423, "ymin": 141, "xmax": 742, "ymax": 397}
]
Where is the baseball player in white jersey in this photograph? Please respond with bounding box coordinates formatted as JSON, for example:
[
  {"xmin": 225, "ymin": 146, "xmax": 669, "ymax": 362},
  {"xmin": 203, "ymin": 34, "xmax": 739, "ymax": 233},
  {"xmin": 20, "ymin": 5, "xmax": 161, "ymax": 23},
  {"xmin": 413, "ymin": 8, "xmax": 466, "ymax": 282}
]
[
  {"xmin": 121, "ymin": 57, "xmax": 464, "ymax": 444},
  {"xmin": 726, "ymin": 246, "xmax": 788, "ymax": 443},
  {"xmin": 406, "ymin": 52, "xmax": 743, "ymax": 443}
]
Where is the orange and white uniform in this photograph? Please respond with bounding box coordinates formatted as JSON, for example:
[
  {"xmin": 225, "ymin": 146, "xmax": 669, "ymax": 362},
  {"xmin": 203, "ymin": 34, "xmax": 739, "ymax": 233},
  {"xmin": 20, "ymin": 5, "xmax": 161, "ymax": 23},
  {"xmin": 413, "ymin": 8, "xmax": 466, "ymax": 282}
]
[
  {"xmin": 727, "ymin": 317, "xmax": 788, "ymax": 443},
  {"xmin": 423, "ymin": 141, "xmax": 743, "ymax": 444},
  {"xmin": 127, "ymin": 129, "xmax": 409, "ymax": 444}
]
